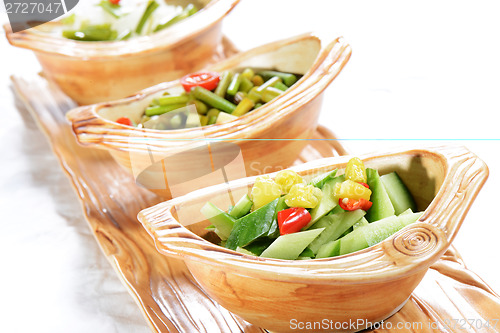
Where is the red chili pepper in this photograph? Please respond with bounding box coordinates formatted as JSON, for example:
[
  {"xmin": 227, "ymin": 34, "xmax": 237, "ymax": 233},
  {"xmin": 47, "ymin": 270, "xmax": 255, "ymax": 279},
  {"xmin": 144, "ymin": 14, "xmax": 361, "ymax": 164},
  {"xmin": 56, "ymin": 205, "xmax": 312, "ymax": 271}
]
[
  {"xmin": 277, "ymin": 207, "xmax": 311, "ymax": 235},
  {"xmin": 358, "ymin": 182, "xmax": 370, "ymax": 188},
  {"xmin": 180, "ymin": 72, "xmax": 220, "ymax": 92},
  {"xmin": 116, "ymin": 117, "xmax": 132, "ymax": 126},
  {"xmin": 109, "ymin": 0, "xmax": 120, "ymax": 4},
  {"xmin": 338, "ymin": 198, "xmax": 372, "ymax": 211}
]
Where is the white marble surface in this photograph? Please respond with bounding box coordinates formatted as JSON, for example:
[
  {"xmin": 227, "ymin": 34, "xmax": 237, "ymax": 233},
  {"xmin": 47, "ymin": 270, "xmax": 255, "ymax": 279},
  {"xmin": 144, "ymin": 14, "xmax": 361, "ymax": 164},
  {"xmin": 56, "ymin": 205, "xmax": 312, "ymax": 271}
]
[{"xmin": 1, "ymin": 1, "xmax": 500, "ymax": 332}]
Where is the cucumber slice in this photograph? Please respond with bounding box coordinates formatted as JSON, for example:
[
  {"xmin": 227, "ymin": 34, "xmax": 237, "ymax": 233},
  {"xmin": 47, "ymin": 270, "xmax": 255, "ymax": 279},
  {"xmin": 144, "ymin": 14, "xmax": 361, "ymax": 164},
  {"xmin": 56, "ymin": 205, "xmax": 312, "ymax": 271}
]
[
  {"xmin": 361, "ymin": 212, "xmax": 423, "ymax": 246},
  {"xmin": 200, "ymin": 202, "xmax": 236, "ymax": 240},
  {"xmin": 260, "ymin": 228, "xmax": 324, "ymax": 260},
  {"xmin": 225, "ymin": 198, "xmax": 279, "ymax": 250},
  {"xmin": 339, "ymin": 211, "xmax": 423, "ymax": 255},
  {"xmin": 365, "ymin": 168, "xmax": 395, "ymax": 222},
  {"xmin": 353, "ymin": 217, "xmax": 369, "ymax": 229},
  {"xmin": 229, "ymin": 194, "xmax": 253, "ymax": 219},
  {"xmin": 380, "ymin": 172, "xmax": 417, "ymax": 215},
  {"xmin": 309, "ymin": 169, "xmax": 338, "ymax": 188},
  {"xmin": 267, "ymin": 196, "xmax": 288, "ymax": 238},
  {"xmin": 316, "ymin": 239, "xmax": 341, "ymax": 258},
  {"xmin": 307, "ymin": 175, "xmax": 345, "ymax": 228},
  {"xmin": 308, "ymin": 209, "xmax": 366, "ymax": 255}
]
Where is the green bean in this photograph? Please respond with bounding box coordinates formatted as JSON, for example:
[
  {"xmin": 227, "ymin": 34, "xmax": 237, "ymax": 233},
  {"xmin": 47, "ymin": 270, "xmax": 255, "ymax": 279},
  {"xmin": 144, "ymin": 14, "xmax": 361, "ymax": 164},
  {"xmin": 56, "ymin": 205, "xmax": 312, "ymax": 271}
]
[
  {"xmin": 199, "ymin": 115, "xmax": 208, "ymax": 126},
  {"xmin": 214, "ymin": 71, "xmax": 233, "ymax": 97},
  {"xmin": 226, "ymin": 73, "xmax": 241, "ymax": 96},
  {"xmin": 239, "ymin": 76, "xmax": 254, "ymax": 93},
  {"xmin": 252, "ymin": 75, "xmax": 264, "ymax": 86},
  {"xmin": 255, "ymin": 76, "xmax": 281, "ymax": 93},
  {"xmin": 62, "ymin": 24, "xmax": 117, "ymax": 41},
  {"xmin": 241, "ymin": 68, "xmax": 254, "ymax": 80},
  {"xmin": 234, "ymin": 91, "xmax": 246, "ymax": 104},
  {"xmin": 274, "ymin": 81, "xmax": 288, "ymax": 91},
  {"xmin": 145, "ymin": 103, "xmax": 186, "ymax": 116},
  {"xmin": 247, "ymin": 87, "xmax": 262, "ymax": 104},
  {"xmin": 258, "ymin": 70, "xmax": 298, "ymax": 87},
  {"xmin": 158, "ymin": 94, "xmax": 189, "ymax": 105},
  {"xmin": 192, "ymin": 86, "xmax": 237, "ymax": 114},
  {"xmin": 206, "ymin": 108, "xmax": 220, "ymax": 119},
  {"xmin": 207, "ymin": 115, "xmax": 218, "ymax": 125},
  {"xmin": 261, "ymin": 87, "xmax": 283, "ymax": 103},
  {"xmin": 254, "ymin": 103, "xmax": 263, "ymax": 109},
  {"xmin": 232, "ymin": 98, "xmax": 255, "ymax": 117},
  {"xmin": 154, "ymin": 4, "xmax": 198, "ymax": 32},
  {"xmin": 191, "ymin": 99, "xmax": 208, "ymax": 115},
  {"xmin": 136, "ymin": 0, "xmax": 159, "ymax": 34}
]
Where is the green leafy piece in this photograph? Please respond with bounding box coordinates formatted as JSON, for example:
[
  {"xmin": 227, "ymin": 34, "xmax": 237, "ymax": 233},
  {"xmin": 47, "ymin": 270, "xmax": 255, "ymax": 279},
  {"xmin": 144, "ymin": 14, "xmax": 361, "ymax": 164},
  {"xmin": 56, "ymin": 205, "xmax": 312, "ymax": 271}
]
[{"xmin": 225, "ymin": 198, "xmax": 279, "ymax": 250}]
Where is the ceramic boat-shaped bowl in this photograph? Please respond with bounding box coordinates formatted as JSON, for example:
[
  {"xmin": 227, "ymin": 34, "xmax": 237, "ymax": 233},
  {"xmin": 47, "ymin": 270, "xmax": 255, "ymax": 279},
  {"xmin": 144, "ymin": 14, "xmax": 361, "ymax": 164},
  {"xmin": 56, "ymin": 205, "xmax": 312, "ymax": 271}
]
[
  {"xmin": 4, "ymin": 0, "xmax": 240, "ymax": 105},
  {"xmin": 137, "ymin": 146, "xmax": 488, "ymax": 333},
  {"xmin": 66, "ymin": 33, "xmax": 352, "ymax": 198}
]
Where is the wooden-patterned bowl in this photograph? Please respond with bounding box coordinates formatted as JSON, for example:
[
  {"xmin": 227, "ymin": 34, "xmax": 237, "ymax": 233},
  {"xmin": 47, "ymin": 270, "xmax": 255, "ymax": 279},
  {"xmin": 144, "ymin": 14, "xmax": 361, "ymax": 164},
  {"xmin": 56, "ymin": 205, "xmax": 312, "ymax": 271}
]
[
  {"xmin": 66, "ymin": 33, "xmax": 352, "ymax": 198},
  {"xmin": 137, "ymin": 146, "xmax": 488, "ymax": 333},
  {"xmin": 4, "ymin": 0, "xmax": 240, "ymax": 105}
]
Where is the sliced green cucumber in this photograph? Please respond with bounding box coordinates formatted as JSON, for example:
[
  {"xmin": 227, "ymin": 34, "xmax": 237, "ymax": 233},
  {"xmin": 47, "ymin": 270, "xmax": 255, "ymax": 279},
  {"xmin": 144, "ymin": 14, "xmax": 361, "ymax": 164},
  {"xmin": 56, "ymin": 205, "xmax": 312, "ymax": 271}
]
[
  {"xmin": 380, "ymin": 172, "xmax": 417, "ymax": 215},
  {"xmin": 365, "ymin": 168, "xmax": 395, "ymax": 222},
  {"xmin": 260, "ymin": 228, "xmax": 324, "ymax": 260},
  {"xmin": 309, "ymin": 169, "xmax": 338, "ymax": 188},
  {"xmin": 307, "ymin": 175, "xmax": 345, "ymax": 228},
  {"xmin": 267, "ymin": 196, "xmax": 288, "ymax": 238},
  {"xmin": 308, "ymin": 209, "xmax": 366, "ymax": 254},
  {"xmin": 229, "ymin": 194, "xmax": 253, "ymax": 219},
  {"xmin": 339, "ymin": 211, "xmax": 422, "ymax": 255},
  {"xmin": 200, "ymin": 202, "xmax": 236, "ymax": 240},
  {"xmin": 316, "ymin": 239, "xmax": 341, "ymax": 258},
  {"xmin": 225, "ymin": 198, "xmax": 279, "ymax": 250},
  {"xmin": 353, "ymin": 217, "xmax": 369, "ymax": 229},
  {"xmin": 361, "ymin": 212, "xmax": 423, "ymax": 246}
]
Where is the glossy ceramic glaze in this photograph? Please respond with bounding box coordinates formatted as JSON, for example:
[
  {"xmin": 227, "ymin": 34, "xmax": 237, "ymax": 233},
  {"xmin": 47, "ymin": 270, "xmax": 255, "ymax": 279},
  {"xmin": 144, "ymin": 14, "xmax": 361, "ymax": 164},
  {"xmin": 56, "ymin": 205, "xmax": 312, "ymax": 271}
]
[
  {"xmin": 138, "ymin": 146, "xmax": 488, "ymax": 332},
  {"xmin": 66, "ymin": 33, "xmax": 352, "ymax": 199},
  {"xmin": 4, "ymin": 0, "xmax": 240, "ymax": 105}
]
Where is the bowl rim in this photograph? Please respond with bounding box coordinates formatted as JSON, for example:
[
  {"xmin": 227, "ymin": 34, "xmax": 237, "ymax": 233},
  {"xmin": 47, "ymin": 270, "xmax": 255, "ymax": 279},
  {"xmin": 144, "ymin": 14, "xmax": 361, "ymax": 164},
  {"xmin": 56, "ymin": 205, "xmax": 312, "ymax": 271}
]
[
  {"xmin": 137, "ymin": 145, "xmax": 489, "ymax": 284},
  {"xmin": 65, "ymin": 32, "xmax": 352, "ymax": 152},
  {"xmin": 3, "ymin": 0, "xmax": 240, "ymax": 58}
]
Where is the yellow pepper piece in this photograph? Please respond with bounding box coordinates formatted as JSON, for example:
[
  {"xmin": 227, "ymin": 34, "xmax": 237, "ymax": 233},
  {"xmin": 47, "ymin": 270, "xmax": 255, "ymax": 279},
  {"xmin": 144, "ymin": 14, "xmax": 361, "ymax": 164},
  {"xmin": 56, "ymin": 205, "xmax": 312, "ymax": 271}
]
[
  {"xmin": 345, "ymin": 157, "xmax": 367, "ymax": 183},
  {"xmin": 275, "ymin": 170, "xmax": 305, "ymax": 194},
  {"xmin": 285, "ymin": 183, "xmax": 322, "ymax": 209},
  {"xmin": 251, "ymin": 176, "xmax": 282, "ymax": 210},
  {"xmin": 334, "ymin": 180, "xmax": 372, "ymax": 201}
]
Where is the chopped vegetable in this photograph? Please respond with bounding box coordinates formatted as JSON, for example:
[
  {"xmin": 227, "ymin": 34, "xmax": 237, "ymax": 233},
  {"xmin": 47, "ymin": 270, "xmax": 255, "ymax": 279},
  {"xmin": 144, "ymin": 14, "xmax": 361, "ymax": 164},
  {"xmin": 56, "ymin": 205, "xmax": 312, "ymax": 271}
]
[
  {"xmin": 277, "ymin": 207, "xmax": 311, "ymax": 235},
  {"xmin": 116, "ymin": 117, "xmax": 132, "ymax": 126},
  {"xmin": 284, "ymin": 183, "xmax": 322, "ymax": 209},
  {"xmin": 251, "ymin": 176, "xmax": 282, "ymax": 210},
  {"xmin": 180, "ymin": 72, "xmax": 220, "ymax": 92},
  {"xmin": 136, "ymin": 0, "xmax": 160, "ymax": 34},
  {"xmin": 118, "ymin": 67, "xmax": 301, "ymax": 130},
  {"xmin": 338, "ymin": 198, "xmax": 373, "ymax": 211},
  {"xmin": 201, "ymin": 157, "xmax": 426, "ymax": 260},
  {"xmin": 61, "ymin": 0, "xmax": 200, "ymax": 42}
]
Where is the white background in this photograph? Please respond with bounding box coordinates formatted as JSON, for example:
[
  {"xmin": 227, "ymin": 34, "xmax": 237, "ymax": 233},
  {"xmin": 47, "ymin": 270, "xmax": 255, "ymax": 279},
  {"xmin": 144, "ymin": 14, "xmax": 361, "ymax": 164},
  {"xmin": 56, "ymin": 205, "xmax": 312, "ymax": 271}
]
[{"xmin": 1, "ymin": 1, "xmax": 500, "ymax": 332}]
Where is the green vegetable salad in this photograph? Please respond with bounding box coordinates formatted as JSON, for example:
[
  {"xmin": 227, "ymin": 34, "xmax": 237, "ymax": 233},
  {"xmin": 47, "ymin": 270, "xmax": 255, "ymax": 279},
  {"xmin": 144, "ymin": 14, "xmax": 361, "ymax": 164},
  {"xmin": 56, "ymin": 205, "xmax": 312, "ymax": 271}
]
[
  {"xmin": 201, "ymin": 157, "xmax": 424, "ymax": 260},
  {"xmin": 60, "ymin": 0, "xmax": 201, "ymax": 41},
  {"xmin": 114, "ymin": 68, "xmax": 301, "ymax": 130}
]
